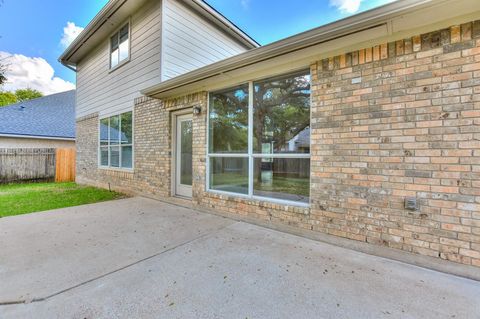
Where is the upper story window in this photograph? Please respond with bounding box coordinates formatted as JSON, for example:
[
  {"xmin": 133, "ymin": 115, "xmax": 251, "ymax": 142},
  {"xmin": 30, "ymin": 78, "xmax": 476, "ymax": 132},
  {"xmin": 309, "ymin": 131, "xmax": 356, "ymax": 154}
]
[
  {"xmin": 207, "ymin": 70, "xmax": 311, "ymax": 205},
  {"xmin": 110, "ymin": 23, "xmax": 130, "ymax": 69}
]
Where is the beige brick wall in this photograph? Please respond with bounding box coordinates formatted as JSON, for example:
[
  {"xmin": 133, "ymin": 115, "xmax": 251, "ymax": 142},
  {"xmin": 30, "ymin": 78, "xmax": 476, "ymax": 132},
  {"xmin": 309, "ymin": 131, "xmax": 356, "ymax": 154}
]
[
  {"xmin": 310, "ymin": 22, "xmax": 480, "ymax": 267},
  {"xmin": 76, "ymin": 21, "xmax": 480, "ymax": 268},
  {"xmin": 76, "ymin": 97, "xmax": 170, "ymax": 196}
]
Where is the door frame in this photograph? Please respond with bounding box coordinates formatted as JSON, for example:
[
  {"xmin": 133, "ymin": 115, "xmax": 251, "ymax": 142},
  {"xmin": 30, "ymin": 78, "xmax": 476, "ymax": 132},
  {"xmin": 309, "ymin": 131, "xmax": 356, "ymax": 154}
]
[{"xmin": 171, "ymin": 109, "xmax": 193, "ymax": 198}]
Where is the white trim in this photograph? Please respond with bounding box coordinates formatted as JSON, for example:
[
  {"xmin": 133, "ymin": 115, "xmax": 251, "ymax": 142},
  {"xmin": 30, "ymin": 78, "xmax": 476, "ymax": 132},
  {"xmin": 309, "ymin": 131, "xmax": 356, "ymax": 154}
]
[
  {"xmin": 143, "ymin": 0, "xmax": 480, "ymax": 98},
  {"xmin": 205, "ymin": 70, "xmax": 312, "ymax": 207},
  {"xmin": 206, "ymin": 189, "xmax": 310, "ymax": 208},
  {"xmin": 98, "ymin": 109, "xmax": 134, "ymax": 170},
  {"xmin": 171, "ymin": 109, "xmax": 193, "ymax": 198},
  {"xmin": 207, "ymin": 153, "xmax": 248, "ymax": 158},
  {"xmin": 109, "ymin": 19, "xmax": 131, "ymax": 72},
  {"xmin": 248, "ymin": 81, "xmax": 254, "ymax": 197},
  {"xmin": 0, "ymin": 133, "xmax": 75, "ymax": 141},
  {"xmin": 205, "ymin": 93, "xmax": 210, "ymax": 195}
]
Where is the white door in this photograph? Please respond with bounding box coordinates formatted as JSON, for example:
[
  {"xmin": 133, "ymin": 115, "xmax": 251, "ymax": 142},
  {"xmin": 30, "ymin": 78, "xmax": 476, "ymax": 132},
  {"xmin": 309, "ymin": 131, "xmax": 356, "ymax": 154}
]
[{"xmin": 175, "ymin": 114, "xmax": 193, "ymax": 198}]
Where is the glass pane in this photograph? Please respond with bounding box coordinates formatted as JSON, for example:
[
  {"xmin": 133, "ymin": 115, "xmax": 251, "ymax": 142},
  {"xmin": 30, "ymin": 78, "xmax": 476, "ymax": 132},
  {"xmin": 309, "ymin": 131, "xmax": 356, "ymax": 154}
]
[
  {"xmin": 100, "ymin": 147, "xmax": 109, "ymax": 166},
  {"xmin": 209, "ymin": 85, "xmax": 249, "ymax": 154},
  {"xmin": 111, "ymin": 49, "xmax": 119, "ymax": 68},
  {"xmin": 109, "ymin": 115, "xmax": 120, "ymax": 145},
  {"xmin": 119, "ymin": 25, "xmax": 129, "ymax": 42},
  {"xmin": 119, "ymin": 40, "xmax": 129, "ymax": 62},
  {"xmin": 180, "ymin": 120, "xmax": 192, "ymax": 186},
  {"xmin": 121, "ymin": 146, "xmax": 133, "ymax": 169},
  {"xmin": 253, "ymin": 158, "xmax": 310, "ymax": 203},
  {"xmin": 210, "ymin": 157, "xmax": 248, "ymax": 194},
  {"xmin": 110, "ymin": 34, "xmax": 119, "ymax": 50},
  {"xmin": 110, "ymin": 146, "xmax": 120, "ymax": 168},
  {"xmin": 253, "ymin": 71, "xmax": 311, "ymax": 154},
  {"xmin": 100, "ymin": 118, "xmax": 109, "ymax": 146},
  {"xmin": 120, "ymin": 112, "xmax": 133, "ymax": 144}
]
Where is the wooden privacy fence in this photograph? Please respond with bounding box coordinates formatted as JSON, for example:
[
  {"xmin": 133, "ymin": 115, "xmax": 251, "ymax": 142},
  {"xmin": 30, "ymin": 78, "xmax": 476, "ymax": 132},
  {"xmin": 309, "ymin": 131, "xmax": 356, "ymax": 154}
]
[
  {"xmin": 0, "ymin": 148, "xmax": 75, "ymax": 184},
  {"xmin": 55, "ymin": 148, "xmax": 76, "ymax": 182}
]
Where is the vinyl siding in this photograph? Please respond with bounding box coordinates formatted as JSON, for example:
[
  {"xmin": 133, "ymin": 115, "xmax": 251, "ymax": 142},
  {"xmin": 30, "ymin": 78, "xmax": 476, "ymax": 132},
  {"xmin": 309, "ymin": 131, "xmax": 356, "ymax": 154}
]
[
  {"xmin": 76, "ymin": 0, "xmax": 161, "ymax": 119},
  {"xmin": 162, "ymin": 0, "xmax": 249, "ymax": 80}
]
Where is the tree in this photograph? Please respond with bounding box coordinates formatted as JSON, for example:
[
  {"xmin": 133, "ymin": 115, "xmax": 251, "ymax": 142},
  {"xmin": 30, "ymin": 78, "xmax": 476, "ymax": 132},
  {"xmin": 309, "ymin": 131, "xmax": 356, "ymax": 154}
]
[
  {"xmin": 0, "ymin": 62, "xmax": 6, "ymax": 86},
  {"xmin": 0, "ymin": 91, "xmax": 17, "ymax": 107},
  {"xmin": 15, "ymin": 88, "xmax": 43, "ymax": 102},
  {"xmin": 0, "ymin": 89, "xmax": 44, "ymax": 107}
]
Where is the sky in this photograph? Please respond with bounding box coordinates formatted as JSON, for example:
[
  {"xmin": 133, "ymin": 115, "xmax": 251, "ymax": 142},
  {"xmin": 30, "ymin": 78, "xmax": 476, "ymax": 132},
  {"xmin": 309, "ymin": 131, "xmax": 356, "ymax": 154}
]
[{"xmin": 0, "ymin": 0, "xmax": 395, "ymax": 95}]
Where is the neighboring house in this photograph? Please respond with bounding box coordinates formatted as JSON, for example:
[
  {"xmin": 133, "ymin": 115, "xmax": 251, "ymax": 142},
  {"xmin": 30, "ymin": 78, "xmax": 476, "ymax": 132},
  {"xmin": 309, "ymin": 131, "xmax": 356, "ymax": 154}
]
[
  {"xmin": 0, "ymin": 90, "xmax": 75, "ymax": 148},
  {"xmin": 60, "ymin": 0, "xmax": 480, "ymax": 272}
]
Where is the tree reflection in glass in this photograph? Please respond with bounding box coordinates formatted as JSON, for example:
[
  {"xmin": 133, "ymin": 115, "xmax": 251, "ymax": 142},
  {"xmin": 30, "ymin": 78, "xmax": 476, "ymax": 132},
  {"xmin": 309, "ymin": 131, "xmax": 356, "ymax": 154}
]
[
  {"xmin": 209, "ymin": 85, "xmax": 249, "ymax": 154},
  {"xmin": 253, "ymin": 72, "xmax": 311, "ymax": 154}
]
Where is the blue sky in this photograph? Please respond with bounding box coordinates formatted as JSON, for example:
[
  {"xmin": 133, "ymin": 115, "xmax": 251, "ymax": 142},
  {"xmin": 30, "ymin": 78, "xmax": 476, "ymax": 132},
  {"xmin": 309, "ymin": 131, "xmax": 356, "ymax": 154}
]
[{"xmin": 0, "ymin": 0, "xmax": 394, "ymax": 94}]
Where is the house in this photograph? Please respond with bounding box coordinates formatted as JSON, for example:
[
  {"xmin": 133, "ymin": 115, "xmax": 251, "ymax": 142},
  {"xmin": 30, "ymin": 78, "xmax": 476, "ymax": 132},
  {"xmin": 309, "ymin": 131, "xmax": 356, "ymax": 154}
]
[
  {"xmin": 0, "ymin": 90, "xmax": 75, "ymax": 148},
  {"xmin": 60, "ymin": 0, "xmax": 480, "ymax": 273}
]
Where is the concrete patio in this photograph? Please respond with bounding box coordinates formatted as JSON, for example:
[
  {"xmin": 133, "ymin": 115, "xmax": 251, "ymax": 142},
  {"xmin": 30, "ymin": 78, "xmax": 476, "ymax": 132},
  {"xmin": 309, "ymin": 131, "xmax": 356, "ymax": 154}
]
[{"xmin": 0, "ymin": 197, "xmax": 479, "ymax": 319}]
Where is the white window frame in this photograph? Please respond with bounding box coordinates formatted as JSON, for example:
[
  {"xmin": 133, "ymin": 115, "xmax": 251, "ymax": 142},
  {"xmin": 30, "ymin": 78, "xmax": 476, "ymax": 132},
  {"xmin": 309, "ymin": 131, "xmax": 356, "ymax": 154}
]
[
  {"xmin": 109, "ymin": 20, "xmax": 131, "ymax": 71},
  {"xmin": 206, "ymin": 70, "xmax": 312, "ymax": 207},
  {"xmin": 98, "ymin": 110, "xmax": 134, "ymax": 171}
]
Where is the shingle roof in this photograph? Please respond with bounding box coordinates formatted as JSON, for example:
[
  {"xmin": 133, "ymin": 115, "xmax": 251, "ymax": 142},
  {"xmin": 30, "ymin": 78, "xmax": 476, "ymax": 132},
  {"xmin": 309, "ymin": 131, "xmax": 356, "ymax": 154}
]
[{"xmin": 0, "ymin": 90, "xmax": 75, "ymax": 140}]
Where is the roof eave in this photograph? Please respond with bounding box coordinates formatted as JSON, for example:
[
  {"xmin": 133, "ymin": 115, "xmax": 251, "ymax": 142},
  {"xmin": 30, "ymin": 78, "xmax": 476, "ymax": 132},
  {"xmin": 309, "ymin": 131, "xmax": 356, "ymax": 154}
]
[
  {"xmin": 0, "ymin": 133, "xmax": 76, "ymax": 141},
  {"xmin": 59, "ymin": 0, "xmax": 259, "ymax": 66},
  {"xmin": 141, "ymin": 0, "xmax": 446, "ymax": 98},
  {"xmin": 186, "ymin": 0, "xmax": 260, "ymax": 48}
]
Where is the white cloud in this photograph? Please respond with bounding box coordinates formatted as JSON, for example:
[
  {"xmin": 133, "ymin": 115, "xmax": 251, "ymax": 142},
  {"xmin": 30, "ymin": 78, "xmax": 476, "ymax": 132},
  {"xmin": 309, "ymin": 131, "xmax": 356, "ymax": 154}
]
[
  {"xmin": 0, "ymin": 51, "xmax": 75, "ymax": 95},
  {"xmin": 329, "ymin": 0, "xmax": 363, "ymax": 13},
  {"xmin": 240, "ymin": 0, "xmax": 250, "ymax": 9},
  {"xmin": 60, "ymin": 22, "xmax": 84, "ymax": 49}
]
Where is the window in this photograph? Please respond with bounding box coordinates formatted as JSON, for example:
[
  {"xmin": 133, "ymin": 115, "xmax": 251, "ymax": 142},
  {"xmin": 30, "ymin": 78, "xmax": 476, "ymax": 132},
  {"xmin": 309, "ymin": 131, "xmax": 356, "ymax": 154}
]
[
  {"xmin": 208, "ymin": 70, "xmax": 311, "ymax": 204},
  {"xmin": 110, "ymin": 23, "xmax": 129, "ymax": 69},
  {"xmin": 100, "ymin": 111, "xmax": 133, "ymax": 169}
]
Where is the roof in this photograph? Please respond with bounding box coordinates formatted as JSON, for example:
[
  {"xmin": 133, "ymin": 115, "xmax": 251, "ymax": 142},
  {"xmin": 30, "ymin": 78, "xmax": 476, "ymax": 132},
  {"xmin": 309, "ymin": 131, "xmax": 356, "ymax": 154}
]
[
  {"xmin": 142, "ymin": 0, "xmax": 479, "ymax": 98},
  {"xmin": 0, "ymin": 90, "xmax": 76, "ymax": 140},
  {"xmin": 59, "ymin": 0, "xmax": 258, "ymax": 67}
]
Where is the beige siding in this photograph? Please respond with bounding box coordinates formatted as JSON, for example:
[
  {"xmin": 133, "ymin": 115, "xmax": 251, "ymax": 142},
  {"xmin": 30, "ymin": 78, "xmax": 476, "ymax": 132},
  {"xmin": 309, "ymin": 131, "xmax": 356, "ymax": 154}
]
[
  {"xmin": 0, "ymin": 137, "xmax": 75, "ymax": 149},
  {"xmin": 76, "ymin": 0, "xmax": 161, "ymax": 119},
  {"xmin": 162, "ymin": 0, "xmax": 248, "ymax": 80}
]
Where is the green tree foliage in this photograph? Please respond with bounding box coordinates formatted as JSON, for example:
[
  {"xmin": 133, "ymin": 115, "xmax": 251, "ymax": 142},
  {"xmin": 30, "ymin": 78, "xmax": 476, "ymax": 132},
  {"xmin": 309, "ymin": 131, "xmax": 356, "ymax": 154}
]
[
  {"xmin": 253, "ymin": 74, "xmax": 311, "ymax": 154},
  {"xmin": 209, "ymin": 85, "xmax": 249, "ymax": 153},
  {"xmin": 0, "ymin": 91, "xmax": 17, "ymax": 107},
  {"xmin": 0, "ymin": 89, "xmax": 44, "ymax": 107},
  {"xmin": 15, "ymin": 88, "xmax": 43, "ymax": 102}
]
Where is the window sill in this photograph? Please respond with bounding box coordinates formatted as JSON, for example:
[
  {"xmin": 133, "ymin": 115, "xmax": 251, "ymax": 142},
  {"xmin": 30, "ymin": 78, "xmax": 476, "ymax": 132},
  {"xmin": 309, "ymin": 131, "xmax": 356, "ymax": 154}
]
[
  {"xmin": 206, "ymin": 189, "xmax": 310, "ymax": 213},
  {"xmin": 109, "ymin": 58, "xmax": 130, "ymax": 73},
  {"xmin": 98, "ymin": 166, "xmax": 134, "ymax": 173}
]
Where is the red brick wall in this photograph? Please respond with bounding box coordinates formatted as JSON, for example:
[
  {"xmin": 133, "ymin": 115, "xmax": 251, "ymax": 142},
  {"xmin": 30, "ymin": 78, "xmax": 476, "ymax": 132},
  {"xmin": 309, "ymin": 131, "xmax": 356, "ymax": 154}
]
[{"xmin": 311, "ymin": 21, "xmax": 480, "ymax": 267}]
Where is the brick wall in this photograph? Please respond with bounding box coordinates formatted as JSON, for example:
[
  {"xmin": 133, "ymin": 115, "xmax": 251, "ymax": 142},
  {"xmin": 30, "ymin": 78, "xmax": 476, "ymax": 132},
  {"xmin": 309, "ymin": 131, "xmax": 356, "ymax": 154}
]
[
  {"xmin": 76, "ymin": 97, "xmax": 170, "ymax": 196},
  {"xmin": 76, "ymin": 21, "xmax": 480, "ymax": 268},
  {"xmin": 310, "ymin": 22, "xmax": 480, "ymax": 267}
]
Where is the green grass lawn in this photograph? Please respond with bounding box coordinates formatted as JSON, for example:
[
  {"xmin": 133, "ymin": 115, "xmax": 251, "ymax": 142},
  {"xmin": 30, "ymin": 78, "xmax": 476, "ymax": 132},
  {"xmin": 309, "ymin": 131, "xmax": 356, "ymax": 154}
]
[{"xmin": 0, "ymin": 182, "xmax": 125, "ymax": 218}]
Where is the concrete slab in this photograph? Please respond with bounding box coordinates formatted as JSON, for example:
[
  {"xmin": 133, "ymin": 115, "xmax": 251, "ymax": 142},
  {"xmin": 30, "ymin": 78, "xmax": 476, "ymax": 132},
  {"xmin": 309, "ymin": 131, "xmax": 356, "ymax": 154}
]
[
  {"xmin": 0, "ymin": 197, "xmax": 234, "ymax": 303},
  {"xmin": 1, "ymin": 197, "xmax": 479, "ymax": 318}
]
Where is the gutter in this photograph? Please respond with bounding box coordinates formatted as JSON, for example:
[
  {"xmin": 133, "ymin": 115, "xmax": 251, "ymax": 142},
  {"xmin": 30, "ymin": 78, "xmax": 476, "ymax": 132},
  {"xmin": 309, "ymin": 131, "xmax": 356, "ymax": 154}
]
[
  {"xmin": 142, "ymin": 0, "xmax": 440, "ymax": 97},
  {"xmin": 59, "ymin": 0, "xmax": 259, "ymax": 67},
  {"xmin": 58, "ymin": 0, "xmax": 128, "ymax": 67},
  {"xmin": 0, "ymin": 133, "xmax": 76, "ymax": 141}
]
